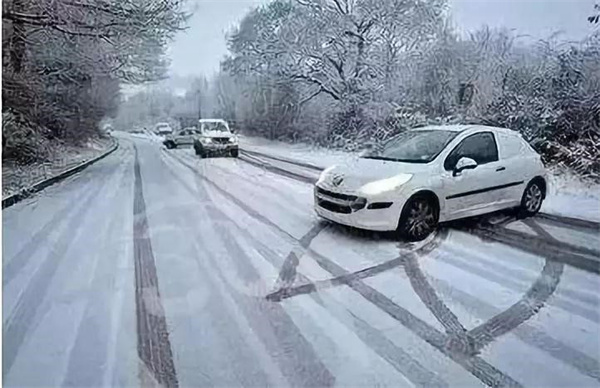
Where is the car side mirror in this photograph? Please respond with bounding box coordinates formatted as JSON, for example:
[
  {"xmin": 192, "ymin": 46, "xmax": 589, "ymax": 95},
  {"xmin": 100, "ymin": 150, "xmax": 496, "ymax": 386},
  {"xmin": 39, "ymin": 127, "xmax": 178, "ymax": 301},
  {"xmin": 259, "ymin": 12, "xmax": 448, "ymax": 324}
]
[{"xmin": 453, "ymin": 157, "xmax": 477, "ymax": 176}]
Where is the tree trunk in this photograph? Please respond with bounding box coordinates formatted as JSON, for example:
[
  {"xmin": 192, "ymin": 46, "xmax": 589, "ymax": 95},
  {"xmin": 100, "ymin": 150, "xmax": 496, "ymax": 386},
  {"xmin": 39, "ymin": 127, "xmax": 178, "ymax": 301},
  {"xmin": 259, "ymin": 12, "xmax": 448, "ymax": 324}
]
[{"xmin": 8, "ymin": 0, "xmax": 27, "ymax": 74}]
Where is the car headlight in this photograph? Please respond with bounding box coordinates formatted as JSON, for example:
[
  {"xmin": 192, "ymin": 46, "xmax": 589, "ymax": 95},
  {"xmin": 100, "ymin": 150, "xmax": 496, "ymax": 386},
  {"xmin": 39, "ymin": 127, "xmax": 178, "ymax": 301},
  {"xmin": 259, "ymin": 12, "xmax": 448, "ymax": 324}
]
[
  {"xmin": 228, "ymin": 136, "xmax": 238, "ymax": 144},
  {"xmin": 317, "ymin": 166, "xmax": 337, "ymax": 185},
  {"xmin": 359, "ymin": 174, "xmax": 412, "ymax": 196},
  {"xmin": 200, "ymin": 137, "xmax": 212, "ymax": 144}
]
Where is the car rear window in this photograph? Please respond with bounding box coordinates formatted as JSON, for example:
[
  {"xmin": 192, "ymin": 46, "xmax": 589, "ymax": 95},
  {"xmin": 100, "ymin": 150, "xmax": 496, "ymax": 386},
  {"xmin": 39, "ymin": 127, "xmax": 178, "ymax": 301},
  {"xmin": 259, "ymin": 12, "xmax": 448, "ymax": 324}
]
[{"xmin": 498, "ymin": 133, "xmax": 534, "ymax": 159}]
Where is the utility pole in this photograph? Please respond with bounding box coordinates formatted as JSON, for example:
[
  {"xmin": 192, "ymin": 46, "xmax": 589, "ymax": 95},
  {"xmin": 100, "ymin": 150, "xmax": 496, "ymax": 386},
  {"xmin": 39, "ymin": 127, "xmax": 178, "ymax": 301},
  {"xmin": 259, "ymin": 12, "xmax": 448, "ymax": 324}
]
[{"xmin": 197, "ymin": 87, "xmax": 202, "ymax": 120}]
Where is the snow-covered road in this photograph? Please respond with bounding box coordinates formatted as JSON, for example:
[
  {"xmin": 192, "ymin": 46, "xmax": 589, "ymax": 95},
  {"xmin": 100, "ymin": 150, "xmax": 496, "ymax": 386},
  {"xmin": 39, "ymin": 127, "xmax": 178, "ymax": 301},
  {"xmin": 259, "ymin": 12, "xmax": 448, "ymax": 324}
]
[{"xmin": 3, "ymin": 134, "xmax": 600, "ymax": 387}]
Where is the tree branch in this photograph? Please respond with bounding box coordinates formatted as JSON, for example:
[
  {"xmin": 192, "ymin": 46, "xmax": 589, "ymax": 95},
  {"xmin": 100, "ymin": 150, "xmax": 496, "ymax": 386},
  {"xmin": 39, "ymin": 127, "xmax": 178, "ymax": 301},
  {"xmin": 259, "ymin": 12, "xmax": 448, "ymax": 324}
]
[
  {"xmin": 298, "ymin": 87, "xmax": 323, "ymax": 105},
  {"xmin": 3, "ymin": 12, "xmax": 51, "ymax": 21},
  {"xmin": 292, "ymin": 74, "xmax": 341, "ymax": 100},
  {"xmin": 62, "ymin": 0, "xmax": 122, "ymax": 17},
  {"xmin": 331, "ymin": 0, "xmax": 347, "ymax": 15},
  {"xmin": 324, "ymin": 54, "xmax": 345, "ymax": 80},
  {"xmin": 52, "ymin": 25, "xmax": 110, "ymax": 38}
]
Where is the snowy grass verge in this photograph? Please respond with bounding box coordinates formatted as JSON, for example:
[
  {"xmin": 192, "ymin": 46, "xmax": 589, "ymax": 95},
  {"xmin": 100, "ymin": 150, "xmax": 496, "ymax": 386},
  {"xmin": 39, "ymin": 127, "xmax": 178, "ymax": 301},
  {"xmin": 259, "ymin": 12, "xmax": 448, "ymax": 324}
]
[{"xmin": 2, "ymin": 137, "xmax": 117, "ymax": 205}]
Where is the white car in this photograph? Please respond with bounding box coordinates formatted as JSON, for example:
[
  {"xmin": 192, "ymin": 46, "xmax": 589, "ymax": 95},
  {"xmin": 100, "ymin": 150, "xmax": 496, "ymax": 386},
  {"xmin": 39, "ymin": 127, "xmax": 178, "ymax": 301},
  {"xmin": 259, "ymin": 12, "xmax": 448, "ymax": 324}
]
[
  {"xmin": 193, "ymin": 119, "xmax": 239, "ymax": 158},
  {"xmin": 314, "ymin": 125, "xmax": 547, "ymax": 241},
  {"xmin": 155, "ymin": 122, "xmax": 174, "ymax": 136}
]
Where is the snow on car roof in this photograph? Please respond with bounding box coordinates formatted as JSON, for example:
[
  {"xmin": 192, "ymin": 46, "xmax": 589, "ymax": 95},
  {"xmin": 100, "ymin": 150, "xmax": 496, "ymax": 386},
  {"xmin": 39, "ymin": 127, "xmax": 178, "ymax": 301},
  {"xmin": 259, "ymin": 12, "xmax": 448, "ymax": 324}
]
[
  {"xmin": 412, "ymin": 124, "xmax": 518, "ymax": 135},
  {"xmin": 198, "ymin": 119, "xmax": 227, "ymax": 123},
  {"xmin": 411, "ymin": 125, "xmax": 476, "ymax": 132}
]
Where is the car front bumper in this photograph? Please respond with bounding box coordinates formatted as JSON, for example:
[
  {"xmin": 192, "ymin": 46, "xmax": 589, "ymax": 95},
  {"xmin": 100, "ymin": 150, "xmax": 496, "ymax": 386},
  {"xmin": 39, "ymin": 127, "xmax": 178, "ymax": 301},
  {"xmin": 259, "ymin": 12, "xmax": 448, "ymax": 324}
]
[
  {"xmin": 200, "ymin": 143, "xmax": 238, "ymax": 152},
  {"xmin": 314, "ymin": 186, "xmax": 405, "ymax": 231}
]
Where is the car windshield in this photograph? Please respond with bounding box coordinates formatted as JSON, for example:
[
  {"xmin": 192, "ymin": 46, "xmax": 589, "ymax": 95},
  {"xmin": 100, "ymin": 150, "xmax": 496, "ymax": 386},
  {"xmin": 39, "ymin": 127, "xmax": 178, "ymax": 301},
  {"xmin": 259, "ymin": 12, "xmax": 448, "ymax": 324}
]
[
  {"xmin": 202, "ymin": 122, "xmax": 229, "ymax": 132},
  {"xmin": 362, "ymin": 130, "xmax": 458, "ymax": 163}
]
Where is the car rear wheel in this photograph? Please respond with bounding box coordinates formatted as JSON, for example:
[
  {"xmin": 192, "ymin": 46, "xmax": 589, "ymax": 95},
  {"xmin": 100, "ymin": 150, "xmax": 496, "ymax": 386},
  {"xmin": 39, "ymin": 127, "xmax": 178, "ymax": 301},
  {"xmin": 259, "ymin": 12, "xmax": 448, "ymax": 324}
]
[
  {"xmin": 397, "ymin": 195, "xmax": 439, "ymax": 241},
  {"xmin": 519, "ymin": 180, "xmax": 544, "ymax": 218}
]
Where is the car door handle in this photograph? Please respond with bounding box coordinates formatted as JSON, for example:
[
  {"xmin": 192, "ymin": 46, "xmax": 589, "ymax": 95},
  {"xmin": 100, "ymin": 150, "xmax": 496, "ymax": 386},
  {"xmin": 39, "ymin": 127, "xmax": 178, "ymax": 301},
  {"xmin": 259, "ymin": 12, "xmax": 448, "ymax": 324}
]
[{"xmin": 496, "ymin": 167, "xmax": 506, "ymax": 172}]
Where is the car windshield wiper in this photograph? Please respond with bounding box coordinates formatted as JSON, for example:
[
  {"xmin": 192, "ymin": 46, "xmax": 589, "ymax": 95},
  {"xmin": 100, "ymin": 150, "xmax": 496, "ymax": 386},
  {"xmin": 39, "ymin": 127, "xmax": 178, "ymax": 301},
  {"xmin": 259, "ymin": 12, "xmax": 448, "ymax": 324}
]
[
  {"xmin": 361, "ymin": 155, "xmax": 402, "ymax": 162},
  {"xmin": 361, "ymin": 155, "xmax": 429, "ymax": 163}
]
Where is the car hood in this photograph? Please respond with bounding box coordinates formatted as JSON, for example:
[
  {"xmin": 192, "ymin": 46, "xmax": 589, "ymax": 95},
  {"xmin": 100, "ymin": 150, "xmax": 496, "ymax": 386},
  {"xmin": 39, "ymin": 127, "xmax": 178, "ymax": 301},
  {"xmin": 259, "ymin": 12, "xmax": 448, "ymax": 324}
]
[
  {"xmin": 318, "ymin": 158, "xmax": 431, "ymax": 192},
  {"xmin": 201, "ymin": 131, "xmax": 234, "ymax": 138}
]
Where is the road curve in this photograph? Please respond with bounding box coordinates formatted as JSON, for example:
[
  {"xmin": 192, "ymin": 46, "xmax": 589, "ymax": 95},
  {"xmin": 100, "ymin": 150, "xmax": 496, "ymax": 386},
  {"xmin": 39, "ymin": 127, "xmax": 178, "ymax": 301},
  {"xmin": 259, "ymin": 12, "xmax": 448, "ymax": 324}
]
[{"xmin": 3, "ymin": 135, "xmax": 600, "ymax": 388}]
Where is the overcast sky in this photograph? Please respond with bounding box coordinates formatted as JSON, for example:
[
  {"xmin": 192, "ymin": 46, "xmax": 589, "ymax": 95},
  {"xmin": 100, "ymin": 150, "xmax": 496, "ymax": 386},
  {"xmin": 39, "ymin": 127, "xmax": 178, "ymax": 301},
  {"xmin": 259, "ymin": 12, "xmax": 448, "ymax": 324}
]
[{"xmin": 167, "ymin": 0, "xmax": 598, "ymax": 78}]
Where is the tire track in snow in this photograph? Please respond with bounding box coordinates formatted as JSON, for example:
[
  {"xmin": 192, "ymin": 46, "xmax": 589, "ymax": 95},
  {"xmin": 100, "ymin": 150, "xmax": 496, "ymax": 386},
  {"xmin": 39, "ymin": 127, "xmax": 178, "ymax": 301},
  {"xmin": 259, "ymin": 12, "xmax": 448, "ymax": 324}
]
[
  {"xmin": 164, "ymin": 147, "xmax": 522, "ymax": 387},
  {"xmin": 132, "ymin": 145, "xmax": 178, "ymax": 388},
  {"xmin": 1, "ymin": 146, "xmax": 129, "ymax": 287},
  {"xmin": 2, "ymin": 153, "xmax": 126, "ymax": 377},
  {"xmin": 428, "ymin": 274, "xmax": 600, "ymax": 382},
  {"xmin": 304, "ymin": 248, "xmax": 523, "ymax": 388},
  {"xmin": 159, "ymin": 147, "xmax": 335, "ymax": 388}
]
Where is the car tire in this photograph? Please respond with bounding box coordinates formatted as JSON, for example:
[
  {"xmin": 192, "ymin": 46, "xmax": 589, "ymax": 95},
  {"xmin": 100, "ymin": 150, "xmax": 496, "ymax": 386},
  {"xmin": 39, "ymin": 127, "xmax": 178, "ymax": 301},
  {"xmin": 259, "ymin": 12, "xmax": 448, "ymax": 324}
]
[
  {"xmin": 397, "ymin": 194, "xmax": 439, "ymax": 242},
  {"xmin": 164, "ymin": 141, "xmax": 173, "ymax": 149},
  {"xmin": 230, "ymin": 149, "xmax": 239, "ymax": 158},
  {"xmin": 518, "ymin": 179, "xmax": 545, "ymax": 218}
]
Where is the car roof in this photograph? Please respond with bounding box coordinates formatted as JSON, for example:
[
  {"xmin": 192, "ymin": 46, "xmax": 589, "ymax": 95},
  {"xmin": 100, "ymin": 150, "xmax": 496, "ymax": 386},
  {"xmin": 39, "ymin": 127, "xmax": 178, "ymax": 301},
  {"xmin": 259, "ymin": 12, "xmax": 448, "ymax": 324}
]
[
  {"xmin": 411, "ymin": 125, "xmax": 476, "ymax": 132},
  {"xmin": 199, "ymin": 119, "xmax": 227, "ymax": 123},
  {"xmin": 412, "ymin": 124, "xmax": 519, "ymax": 136}
]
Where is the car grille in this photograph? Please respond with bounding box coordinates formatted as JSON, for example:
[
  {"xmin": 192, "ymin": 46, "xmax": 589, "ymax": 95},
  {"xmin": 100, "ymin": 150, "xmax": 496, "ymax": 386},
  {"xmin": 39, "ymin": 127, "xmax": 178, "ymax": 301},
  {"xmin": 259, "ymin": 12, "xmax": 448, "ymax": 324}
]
[
  {"xmin": 212, "ymin": 137, "xmax": 230, "ymax": 144},
  {"xmin": 316, "ymin": 187, "xmax": 358, "ymax": 201},
  {"xmin": 318, "ymin": 200, "xmax": 352, "ymax": 214},
  {"xmin": 315, "ymin": 186, "xmax": 365, "ymax": 213}
]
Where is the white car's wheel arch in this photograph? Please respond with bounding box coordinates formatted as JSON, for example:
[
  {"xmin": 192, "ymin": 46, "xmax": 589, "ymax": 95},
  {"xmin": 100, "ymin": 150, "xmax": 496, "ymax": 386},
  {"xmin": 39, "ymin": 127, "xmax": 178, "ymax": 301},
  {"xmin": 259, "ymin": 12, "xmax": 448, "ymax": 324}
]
[{"xmin": 395, "ymin": 189, "xmax": 441, "ymax": 230}]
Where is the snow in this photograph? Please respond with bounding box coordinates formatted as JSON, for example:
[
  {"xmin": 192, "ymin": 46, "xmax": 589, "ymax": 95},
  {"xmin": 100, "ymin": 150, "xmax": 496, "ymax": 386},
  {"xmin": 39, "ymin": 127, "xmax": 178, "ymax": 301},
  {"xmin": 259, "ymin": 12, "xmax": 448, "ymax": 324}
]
[
  {"xmin": 240, "ymin": 135, "xmax": 356, "ymax": 169},
  {"xmin": 4, "ymin": 138, "xmax": 600, "ymax": 387},
  {"xmin": 240, "ymin": 136, "xmax": 600, "ymax": 223},
  {"xmin": 542, "ymin": 169, "xmax": 600, "ymax": 222},
  {"xmin": 2, "ymin": 137, "xmax": 113, "ymax": 198},
  {"xmin": 127, "ymin": 130, "xmax": 165, "ymax": 143}
]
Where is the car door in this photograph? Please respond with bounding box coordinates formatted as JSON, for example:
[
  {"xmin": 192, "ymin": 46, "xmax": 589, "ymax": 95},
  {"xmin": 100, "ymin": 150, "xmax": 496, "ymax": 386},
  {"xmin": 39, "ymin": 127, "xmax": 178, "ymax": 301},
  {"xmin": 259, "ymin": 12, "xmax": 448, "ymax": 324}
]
[
  {"xmin": 173, "ymin": 130, "xmax": 183, "ymax": 145},
  {"xmin": 441, "ymin": 131, "xmax": 507, "ymax": 219},
  {"xmin": 176, "ymin": 130, "xmax": 191, "ymax": 145},
  {"xmin": 183, "ymin": 130, "xmax": 195, "ymax": 145}
]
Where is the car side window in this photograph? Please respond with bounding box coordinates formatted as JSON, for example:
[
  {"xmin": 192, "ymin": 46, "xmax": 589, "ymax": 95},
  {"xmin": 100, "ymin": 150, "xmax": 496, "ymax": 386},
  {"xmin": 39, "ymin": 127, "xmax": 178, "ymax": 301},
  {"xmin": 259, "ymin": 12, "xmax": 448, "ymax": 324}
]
[{"xmin": 444, "ymin": 132, "xmax": 499, "ymax": 170}]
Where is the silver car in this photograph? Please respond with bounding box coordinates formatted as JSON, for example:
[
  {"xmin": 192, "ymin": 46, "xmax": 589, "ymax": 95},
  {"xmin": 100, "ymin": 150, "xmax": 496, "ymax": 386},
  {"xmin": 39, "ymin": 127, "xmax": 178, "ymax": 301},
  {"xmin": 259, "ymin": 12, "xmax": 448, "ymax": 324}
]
[
  {"xmin": 192, "ymin": 120, "xmax": 239, "ymax": 158},
  {"xmin": 163, "ymin": 128, "xmax": 200, "ymax": 149}
]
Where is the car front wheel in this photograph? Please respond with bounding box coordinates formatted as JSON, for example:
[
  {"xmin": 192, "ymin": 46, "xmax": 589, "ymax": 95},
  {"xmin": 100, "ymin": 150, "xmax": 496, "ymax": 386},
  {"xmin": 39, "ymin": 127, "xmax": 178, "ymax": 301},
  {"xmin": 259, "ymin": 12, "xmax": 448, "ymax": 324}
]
[
  {"xmin": 230, "ymin": 149, "xmax": 239, "ymax": 158},
  {"xmin": 397, "ymin": 195, "xmax": 439, "ymax": 241},
  {"xmin": 519, "ymin": 180, "xmax": 544, "ymax": 217},
  {"xmin": 194, "ymin": 144, "xmax": 205, "ymax": 158}
]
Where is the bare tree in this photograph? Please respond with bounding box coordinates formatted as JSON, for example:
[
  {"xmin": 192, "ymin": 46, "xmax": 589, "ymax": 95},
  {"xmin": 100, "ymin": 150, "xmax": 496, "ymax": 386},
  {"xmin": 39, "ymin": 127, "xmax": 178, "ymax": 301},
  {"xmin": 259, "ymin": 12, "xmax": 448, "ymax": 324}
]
[{"xmin": 2, "ymin": 0, "xmax": 189, "ymax": 162}]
